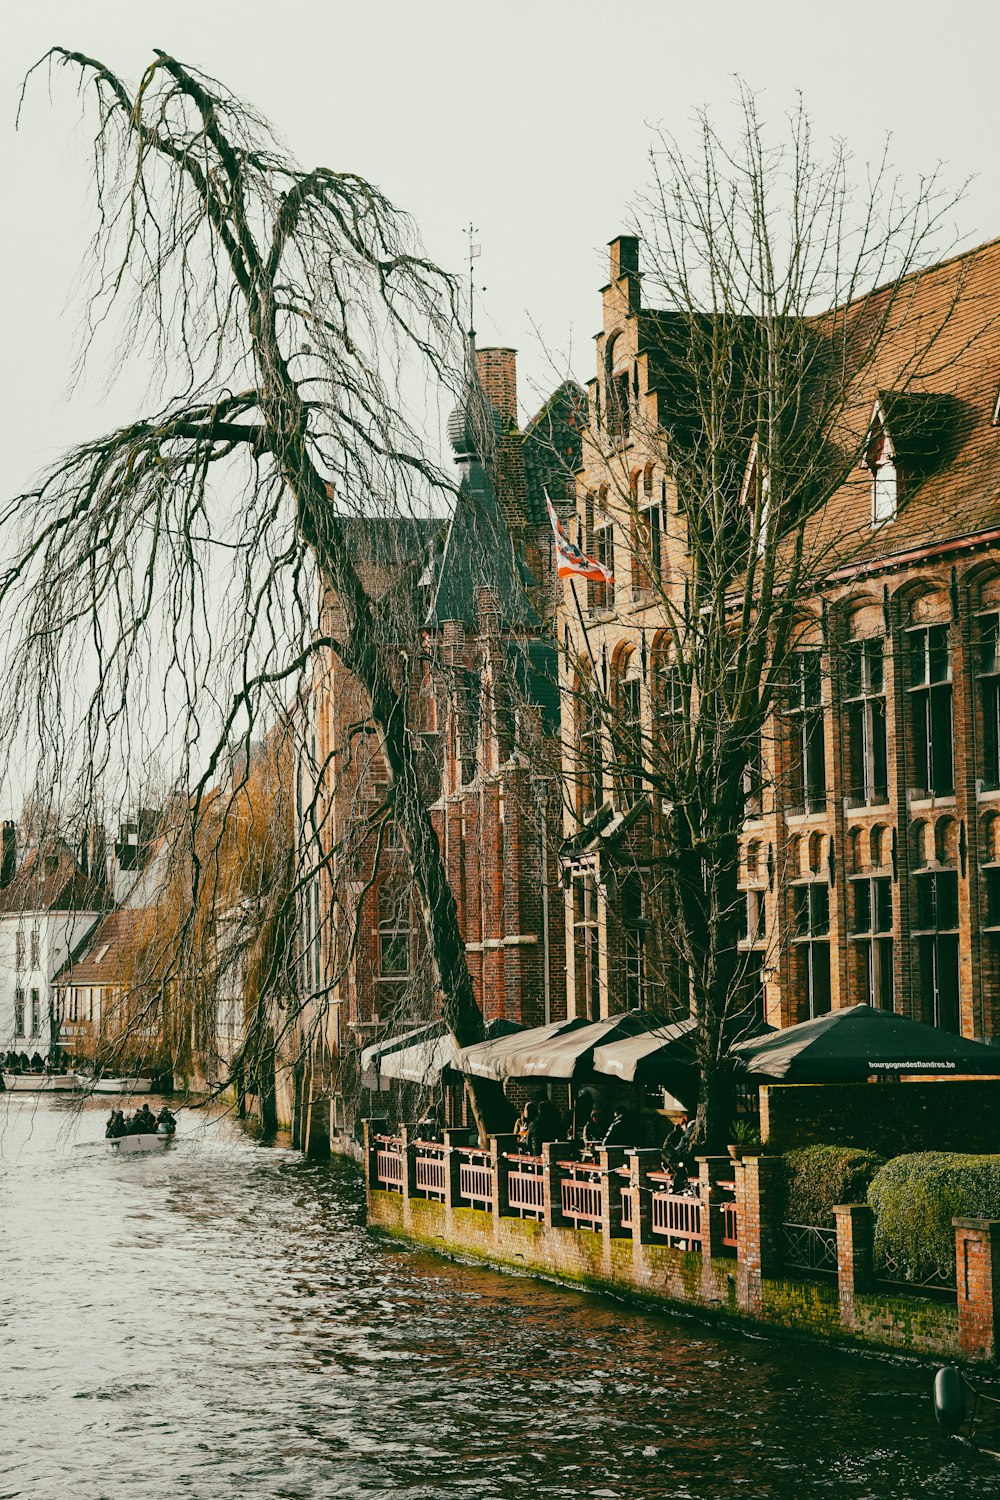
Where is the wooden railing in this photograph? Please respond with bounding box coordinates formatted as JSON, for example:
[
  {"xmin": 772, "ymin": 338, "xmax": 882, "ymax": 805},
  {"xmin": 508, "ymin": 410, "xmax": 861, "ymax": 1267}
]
[
  {"xmin": 375, "ymin": 1134, "xmax": 405, "ymax": 1193},
  {"xmin": 456, "ymin": 1147, "xmax": 494, "ymax": 1210},
  {"xmin": 412, "ymin": 1140, "xmax": 447, "ymax": 1202},
  {"xmin": 506, "ymin": 1153, "xmax": 546, "ymax": 1220},
  {"xmin": 560, "ymin": 1160, "xmax": 604, "ymax": 1230},
  {"xmin": 649, "ymin": 1171, "xmax": 702, "ymax": 1249},
  {"xmin": 617, "ymin": 1165, "xmax": 635, "ymax": 1231},
  {"xmin": 721, "ymin": 1199, "xmax": 738, "ymax": 1250}
]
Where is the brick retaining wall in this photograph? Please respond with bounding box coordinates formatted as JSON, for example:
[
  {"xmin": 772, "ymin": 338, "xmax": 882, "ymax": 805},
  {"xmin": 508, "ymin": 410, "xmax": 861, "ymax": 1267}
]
[{"xmin": 365, "ymin": 1124, "xmax": 998, "ymax": 1364}]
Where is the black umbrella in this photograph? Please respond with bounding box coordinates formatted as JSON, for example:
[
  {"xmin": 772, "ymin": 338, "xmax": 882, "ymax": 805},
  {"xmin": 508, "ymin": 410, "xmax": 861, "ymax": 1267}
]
[{"xmin": 730, "ymin": 1004, "xmax": 1000, "ymax": 1083}]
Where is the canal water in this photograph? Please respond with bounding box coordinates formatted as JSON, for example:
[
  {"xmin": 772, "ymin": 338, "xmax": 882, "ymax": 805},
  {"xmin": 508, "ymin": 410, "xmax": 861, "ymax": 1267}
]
[{"xmin": 2, "ymin": 1095, "xmax": 999, "ymax": 1500}]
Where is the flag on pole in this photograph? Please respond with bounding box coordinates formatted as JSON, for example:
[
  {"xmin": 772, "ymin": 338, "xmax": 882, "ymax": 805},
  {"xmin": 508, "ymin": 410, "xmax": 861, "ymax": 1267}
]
[{"xmin": 544, "ymin": 491, "xmax": 614, "ymax": 585}]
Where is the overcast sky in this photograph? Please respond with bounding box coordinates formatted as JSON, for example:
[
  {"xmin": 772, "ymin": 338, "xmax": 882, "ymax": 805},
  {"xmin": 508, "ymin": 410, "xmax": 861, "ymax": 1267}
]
[{"xmin": 3, "ymin": 1, "xmax": 999, "ymax": 495}]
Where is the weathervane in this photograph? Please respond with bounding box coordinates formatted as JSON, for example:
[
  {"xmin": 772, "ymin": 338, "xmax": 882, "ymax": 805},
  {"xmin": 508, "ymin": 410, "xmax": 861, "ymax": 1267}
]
[{"xmin": 466, "ymin": 222, "xmax": 484, "ymax": 338}]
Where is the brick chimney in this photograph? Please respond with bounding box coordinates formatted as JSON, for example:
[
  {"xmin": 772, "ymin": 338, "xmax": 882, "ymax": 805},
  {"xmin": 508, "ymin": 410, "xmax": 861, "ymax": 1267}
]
[
  {"xmin": 1, "ymin": 821, "xmax": 16, "ymax": 888},
  {"xmin": 475, "ymin": 347, "xmax": 518, "ymax": 426},
  {"xmin": 608, "ymin": 236, "xmax": 640, "ymax": 313}
]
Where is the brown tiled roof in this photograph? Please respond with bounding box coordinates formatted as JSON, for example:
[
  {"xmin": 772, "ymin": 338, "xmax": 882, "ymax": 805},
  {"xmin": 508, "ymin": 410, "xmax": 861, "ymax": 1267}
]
[
  {"xmin": 0, "ymin": 847, "xmax": 107, "ymax": 916},
  {"xmin": 800, "ymin": 236, "xmax": 1000, "ymax": 576},
  {"xmin": 53, "ymin": 909, "xmax": 151, "ymax": 986}
]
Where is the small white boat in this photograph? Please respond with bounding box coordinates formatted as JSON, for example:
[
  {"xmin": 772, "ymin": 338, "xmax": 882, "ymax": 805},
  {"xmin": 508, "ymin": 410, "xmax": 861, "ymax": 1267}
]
[
  {"xmin": 2, "ymin": 1072, "xmax": 83, "ymax": 1092},
  {"xmin": 89, "ymin": 1076, "xmax": 155, "ymax": 1095},
  {"xmin": 110, "ymin": 1131, "xmax": 173, "ymax": 1153}
]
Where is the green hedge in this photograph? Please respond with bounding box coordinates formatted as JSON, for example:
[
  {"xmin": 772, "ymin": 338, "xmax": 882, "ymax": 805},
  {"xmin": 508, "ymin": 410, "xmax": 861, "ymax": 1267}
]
[
  {"xmin": 781, "ymin": 1145, "xmax": 884, "ymax": 1228},
  {"xmin": 868, "ymin": 1152, "xmax": 1000, "ymax": 1283}
]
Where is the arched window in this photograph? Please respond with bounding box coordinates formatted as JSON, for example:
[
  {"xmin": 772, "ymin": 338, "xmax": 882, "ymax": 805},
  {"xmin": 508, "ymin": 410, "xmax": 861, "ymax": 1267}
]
[
  {"xmin": 784, "ymin": 632, "xmax": 827, "ymax": 814},
  {"xmin": 843, "ymin": 606, "xmax": 888, "ymax": 808},
  {"xmin": 604, "ymin": 333, "xmax": 631, "ymax": 441},
  {"xmin": 906, "ymin": 592, "xmax": 953, "ymax": 798},
  {"xmin": 614, "ymin": 648, "xmax": 644, "ymax": 804},
  {"xmin": 576, "ymin": 669, "xmax": 604, "ymax": 820},
  {"xmin": 652, "ymin": 635, "xmax": 683, "ymax": 765},
  {"xmin": 865, "ymin": 407, "xmax": 898, "ymax": 525}
]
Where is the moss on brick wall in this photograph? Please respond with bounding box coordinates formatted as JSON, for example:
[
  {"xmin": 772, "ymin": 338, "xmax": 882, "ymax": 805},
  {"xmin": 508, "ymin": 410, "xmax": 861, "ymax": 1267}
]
[{"xmin": 367, "ymin": 1188, "xmax": 967, "ymax": 1363}]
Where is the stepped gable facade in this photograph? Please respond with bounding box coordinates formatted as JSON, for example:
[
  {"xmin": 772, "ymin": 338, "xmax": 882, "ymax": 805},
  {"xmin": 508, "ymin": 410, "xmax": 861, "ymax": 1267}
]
[{"xmin": 561, "ymin": 232, "xmax": 1000, "ymax": 1043}]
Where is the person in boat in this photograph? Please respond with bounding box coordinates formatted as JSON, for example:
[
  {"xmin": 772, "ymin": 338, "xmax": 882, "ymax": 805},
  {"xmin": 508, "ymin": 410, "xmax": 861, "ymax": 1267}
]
[
  {"xmin": 105, "ymin": 1109, "xmax": 126, "ymax": 1139},
  {"xmin": 138, "ymin": 1103, "xmax": 157, "ymax": 1133},
  {"xmin": 157, "ymin": 1106, "xmax": 177, "ymax": 1135}
]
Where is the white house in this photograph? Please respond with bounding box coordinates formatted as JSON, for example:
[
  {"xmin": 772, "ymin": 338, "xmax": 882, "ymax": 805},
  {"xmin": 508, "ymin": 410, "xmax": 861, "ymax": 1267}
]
[{"xmin": 0, "ymin": 841, "xmax": 105, "ymax": 1068}]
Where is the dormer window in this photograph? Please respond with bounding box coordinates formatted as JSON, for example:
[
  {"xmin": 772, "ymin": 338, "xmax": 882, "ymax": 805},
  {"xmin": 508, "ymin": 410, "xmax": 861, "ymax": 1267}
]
[
  {"xmin": 864, "ymin": 402, "xmax": 898, "ymax": 527},
  {"xmin": 740, "ymin": 438, "xmax": 771, "ymax": 557}
]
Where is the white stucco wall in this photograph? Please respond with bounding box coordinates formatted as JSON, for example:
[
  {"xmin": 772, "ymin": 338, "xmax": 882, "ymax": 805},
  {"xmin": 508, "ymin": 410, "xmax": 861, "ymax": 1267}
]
[{"xmin": 0, "ymin": 911, "xmax": 100, "ymax": 1063}]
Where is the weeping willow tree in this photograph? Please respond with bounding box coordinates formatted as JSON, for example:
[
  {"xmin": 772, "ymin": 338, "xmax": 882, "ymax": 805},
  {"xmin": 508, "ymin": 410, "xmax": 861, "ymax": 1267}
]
[{"xmin": 3, "ymin": 48, "xmax": 500, "ymax": 1128}]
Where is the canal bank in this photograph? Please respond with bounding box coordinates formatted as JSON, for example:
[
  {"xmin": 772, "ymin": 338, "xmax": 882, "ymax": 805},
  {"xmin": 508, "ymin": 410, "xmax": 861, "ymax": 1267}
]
[{"xmin": 364, "ymin": 1125, "xmax": 999, "ymax": 1368}]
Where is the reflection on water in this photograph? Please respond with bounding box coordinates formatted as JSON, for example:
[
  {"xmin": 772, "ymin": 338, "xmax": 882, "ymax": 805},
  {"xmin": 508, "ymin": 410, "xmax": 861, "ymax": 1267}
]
[{"xmin": 1, "ymin": 1094, "xmax": 998, "ymax": 1499}]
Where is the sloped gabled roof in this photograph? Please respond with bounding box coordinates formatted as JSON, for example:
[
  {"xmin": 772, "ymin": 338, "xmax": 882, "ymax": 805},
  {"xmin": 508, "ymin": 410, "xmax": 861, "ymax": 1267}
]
[{"xmin": 0, "ymin": 846, "xmax": 106, "ymax": 917}]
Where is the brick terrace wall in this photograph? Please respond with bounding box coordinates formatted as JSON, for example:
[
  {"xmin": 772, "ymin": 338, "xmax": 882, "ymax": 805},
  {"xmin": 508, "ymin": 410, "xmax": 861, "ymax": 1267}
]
[
  {"xmin": 364, "ymin": 1126, "xmax": 987, "ymax": 1364},
  {"xmin": 761, "ymin": 1079, "xmax": 1000, "ymax": 1154}
]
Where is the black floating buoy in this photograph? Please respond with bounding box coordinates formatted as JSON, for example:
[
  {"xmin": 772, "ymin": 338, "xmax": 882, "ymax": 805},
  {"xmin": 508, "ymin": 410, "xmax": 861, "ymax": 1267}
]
[{"xmin": 933, "ymin": 1365, "xmax": 967, "ymax": 1437}]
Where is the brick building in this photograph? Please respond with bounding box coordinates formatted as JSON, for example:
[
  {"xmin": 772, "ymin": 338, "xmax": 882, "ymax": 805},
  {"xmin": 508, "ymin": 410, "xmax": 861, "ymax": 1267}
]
[
  {"xmin": 300, "ymin": 341, "xmax": 584, "ymax": 1125},
  {"xmin": 560, "ymin": 233, "xmax": 1000, "ymax": 1044}
]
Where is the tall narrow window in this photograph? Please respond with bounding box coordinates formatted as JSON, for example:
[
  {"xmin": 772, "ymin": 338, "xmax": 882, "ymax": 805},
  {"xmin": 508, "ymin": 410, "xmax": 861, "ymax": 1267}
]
[
  {"xmin": 911, "ymin": 868, "xmax": 960, "ymax": 1030},
  {"xmin": 785, "ymin": 651, "xmax": 827, "ymax": 814},
  {"xmin": 578, "ymin": 681, "xmax": 604, "ymax": 820},
  {"xmin": 620, "ymin": 872, "xmax": 648, "ymax": 1012},
  {"xmin": 604, "ymin": 335, "xmax": 631, "ymax": 441},
  {"xmin": 872, "ymin": 458, "xmax": 897, "ymax": 525},
  {"xmin": 378, "ymin": 886, "xmax": 412, "ymax": 981},
  {"xmin": 30, "ymin": 989, "xmax": 40, "ymax": 1035},
  {"xmin": 979, "ymin": 612, "xmax": 1000, "ymax": 791},
  {"xmin": 654, "ymin": 656, "xmax": 684, "ymax": 761},
  {"xmin": 15, "ymin": 931, "xmax": 25, "ymax": 969},
  {"xmin": 908, "ymin": 623, "xmax": 953, "ymax": 797},
  {"xmin": 616, "ymin": 659, "xmax": 644, "ymax": 804},
  {"xmin": 844, "ymin": 637, "xmax": 888, "ymax": 806},
  {"xmin": 572, "ymin": 872, "xmax": 602, "ymax": 1020},
  {"xmin": 591, "ymin": 520, "xmax": 613, "ymax": 612},
  {"xmin": 850, "ymin": 875, "xmax": 893, "ymax": 1009},
  {"xmin": 29, "ymin": 928, "xmax": 40, "ymax": 968},
  {"xmin": 791, "ymin": 881, "xmax": 831, "ymax": 1017},
  {"xmin": 14, "ymin": 987, "xmax": 25, "ymax": 1037},
  {"xmin": 457, "ymin": 669, "xmax": 481, "ymax": 787}
]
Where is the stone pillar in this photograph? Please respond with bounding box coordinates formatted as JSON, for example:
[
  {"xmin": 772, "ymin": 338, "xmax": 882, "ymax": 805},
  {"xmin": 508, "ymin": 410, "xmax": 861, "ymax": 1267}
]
[
  {"xmin": 399, "ymin": 1124, "xmax": 417, "ymax": 1231},
  {"xmin": 834, "ymin": 1203, "xmax": 874, "ymax": 1327},
  {"xmin": 542, "ymin": 1140, "xmax": 575, "ymax": 1229},
  {"xmin": 599, "ymin": 1147, "xmax": 630, "ymax": 1271},
  {"xmin": 696, "ymin": 1156, "xmax": 733, "ymax": 1261},
  {"xmin": 735, "ymin": 1153, "xmax": 784, "ymax": 1313},
  {"xmin": 362, "ymin": 1117, "xmax": 387, "ymax": 1202},
  {"xmin": 443, "ymin": 1129, "xmax": 466, "ymax": 1221},
  {"xmin": 627, "ymin": 1149, "xmax": 660, "ymax": 1248},
  {"xmin": 955, "ymin": 1218, "xmax": 1000, "ymax": 1362},
  {"xmin": 491, "ymin": 1133, "xmax": 518, "ymax": 1237}
]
